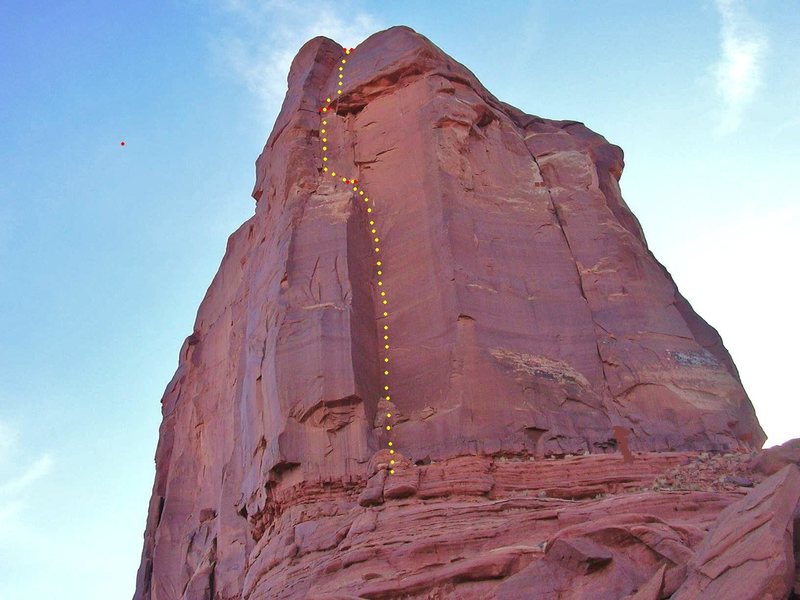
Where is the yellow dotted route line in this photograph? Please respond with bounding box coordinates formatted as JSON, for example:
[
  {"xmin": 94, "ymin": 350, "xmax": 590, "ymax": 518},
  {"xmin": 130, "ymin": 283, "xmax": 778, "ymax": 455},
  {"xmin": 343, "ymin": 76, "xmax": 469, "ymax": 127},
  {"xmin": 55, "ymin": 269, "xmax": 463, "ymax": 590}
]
[{"xmin": 319, "ymin": 47, "xmax": 397, "ymax": 475}]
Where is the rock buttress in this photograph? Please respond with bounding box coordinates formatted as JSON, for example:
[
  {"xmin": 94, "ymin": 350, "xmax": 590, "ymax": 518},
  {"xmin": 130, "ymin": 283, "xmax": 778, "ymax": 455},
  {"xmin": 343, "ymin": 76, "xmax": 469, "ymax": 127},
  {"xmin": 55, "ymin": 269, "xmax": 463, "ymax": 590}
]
[{"xmin": 134, "ymin": 25, "xmax": 766, "ymax": 600}]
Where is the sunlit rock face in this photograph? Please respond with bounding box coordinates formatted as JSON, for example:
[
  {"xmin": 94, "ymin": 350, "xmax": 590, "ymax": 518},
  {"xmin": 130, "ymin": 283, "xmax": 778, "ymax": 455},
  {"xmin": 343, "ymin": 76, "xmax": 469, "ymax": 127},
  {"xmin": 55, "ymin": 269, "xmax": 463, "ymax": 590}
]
[{"xmin": 133, "ymin": 26, "xmax": 770, "ymax": 600}]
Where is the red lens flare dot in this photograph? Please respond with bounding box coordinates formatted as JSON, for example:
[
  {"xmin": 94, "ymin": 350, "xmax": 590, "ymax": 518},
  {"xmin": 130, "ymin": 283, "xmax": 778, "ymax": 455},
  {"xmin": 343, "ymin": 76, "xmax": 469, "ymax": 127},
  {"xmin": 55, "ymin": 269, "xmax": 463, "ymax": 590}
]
[{"xmin": 120, "ymin": 141, "xmax": 125, "ymax": 146}]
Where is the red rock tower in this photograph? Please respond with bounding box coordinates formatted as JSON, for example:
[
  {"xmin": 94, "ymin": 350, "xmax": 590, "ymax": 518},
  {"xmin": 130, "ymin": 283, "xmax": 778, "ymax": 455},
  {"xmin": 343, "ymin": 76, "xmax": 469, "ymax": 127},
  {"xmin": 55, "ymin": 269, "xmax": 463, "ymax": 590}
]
[{"xmin": 134, "ymin": 26, "xmax": 768, "ymax": 600}]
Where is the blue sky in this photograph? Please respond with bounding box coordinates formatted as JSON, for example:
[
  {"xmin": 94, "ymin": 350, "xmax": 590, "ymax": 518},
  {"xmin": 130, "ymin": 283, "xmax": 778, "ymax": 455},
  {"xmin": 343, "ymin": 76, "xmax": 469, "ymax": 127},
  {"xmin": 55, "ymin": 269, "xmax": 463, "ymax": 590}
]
[{"xmin": 0, "ymin": 1, "xmax": 797, "ymax": 597}]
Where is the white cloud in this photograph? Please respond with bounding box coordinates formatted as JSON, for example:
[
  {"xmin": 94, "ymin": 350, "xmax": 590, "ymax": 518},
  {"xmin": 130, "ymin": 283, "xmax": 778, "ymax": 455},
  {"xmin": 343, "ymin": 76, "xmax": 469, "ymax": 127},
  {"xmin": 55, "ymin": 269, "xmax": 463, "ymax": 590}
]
[
  {"xmin": 210, "ymin": 2, "xmax": 382, "ymax": 125},
  {"xmin": 0, "ymin": 419, "xmax": 53, "ymax": 536},
  {"xmin": 0, "ymin": 454, "xmax": 53, "ymax": 497},
  {"xmin": 712, "ymin": 0, "xmax": 768, "ymax": 134}
]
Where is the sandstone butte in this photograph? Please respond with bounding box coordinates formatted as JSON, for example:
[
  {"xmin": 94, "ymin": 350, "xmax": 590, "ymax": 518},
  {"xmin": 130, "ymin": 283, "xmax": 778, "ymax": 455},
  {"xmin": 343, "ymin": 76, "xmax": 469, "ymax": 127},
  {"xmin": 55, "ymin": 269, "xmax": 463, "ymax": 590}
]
[{"xmin": 133, "ymin": 26, "xmax": 800, "ymax": 600}]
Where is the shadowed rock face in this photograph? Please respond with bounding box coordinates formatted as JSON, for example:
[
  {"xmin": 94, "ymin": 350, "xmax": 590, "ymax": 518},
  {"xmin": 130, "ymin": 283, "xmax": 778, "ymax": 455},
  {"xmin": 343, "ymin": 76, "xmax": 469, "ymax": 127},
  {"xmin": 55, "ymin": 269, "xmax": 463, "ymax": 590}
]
[{"xmin": 134, "ymin": 26, "xmax": 770, "ymax": 600}]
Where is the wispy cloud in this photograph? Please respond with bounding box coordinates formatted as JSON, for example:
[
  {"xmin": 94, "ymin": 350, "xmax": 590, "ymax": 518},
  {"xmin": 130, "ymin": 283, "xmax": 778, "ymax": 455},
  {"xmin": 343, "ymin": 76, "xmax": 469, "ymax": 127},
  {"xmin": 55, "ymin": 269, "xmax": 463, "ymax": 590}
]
[
  {"xmin": 0, "ymin": 419, "xmax": 53, "ymax": 533},
  {"xmin": 0, "ymin": 454, "xmax": 53, "ymax": 497},
  {"xmin": 209, "ymin": 2, "xmax": 382, "ymax": 126},
  {"xmin": 712, "ymin": 0, "xmax": 768, "ymax": 134}
]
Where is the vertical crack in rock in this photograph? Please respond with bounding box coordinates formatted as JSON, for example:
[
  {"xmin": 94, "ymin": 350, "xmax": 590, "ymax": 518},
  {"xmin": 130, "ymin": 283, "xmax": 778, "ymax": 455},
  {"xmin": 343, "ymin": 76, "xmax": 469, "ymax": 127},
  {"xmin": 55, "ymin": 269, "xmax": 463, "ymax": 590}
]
[{"xmin": 528, "ymin": 147, "xmax": 615, "ymax": 412}]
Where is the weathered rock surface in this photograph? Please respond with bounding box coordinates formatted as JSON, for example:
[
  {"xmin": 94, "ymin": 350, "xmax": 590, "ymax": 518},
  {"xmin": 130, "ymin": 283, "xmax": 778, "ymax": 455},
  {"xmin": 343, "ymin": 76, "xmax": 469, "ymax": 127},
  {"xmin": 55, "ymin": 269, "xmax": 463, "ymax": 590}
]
[
  {"xmin": 135, "ymin": 446, "xmax": 800, "ymax": 599},
  {"xmin": 673, "ymin": 464, "xmax": 800, "ymax": 600},
  {"xmin": 134, "ymin": 26, "xmax": 774, "ymax": 600},
  {"xmin": 752, "ymin": 438, "xmax": 800, "ymax": 476}
]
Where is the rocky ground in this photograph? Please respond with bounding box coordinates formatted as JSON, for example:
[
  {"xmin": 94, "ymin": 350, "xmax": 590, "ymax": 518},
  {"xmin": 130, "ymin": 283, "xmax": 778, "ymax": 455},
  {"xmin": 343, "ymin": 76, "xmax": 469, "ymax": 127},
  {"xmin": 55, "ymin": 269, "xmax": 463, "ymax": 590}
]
[{"xmin": 233, "ymin": 440, "xmax": 800, "ymax": 599}]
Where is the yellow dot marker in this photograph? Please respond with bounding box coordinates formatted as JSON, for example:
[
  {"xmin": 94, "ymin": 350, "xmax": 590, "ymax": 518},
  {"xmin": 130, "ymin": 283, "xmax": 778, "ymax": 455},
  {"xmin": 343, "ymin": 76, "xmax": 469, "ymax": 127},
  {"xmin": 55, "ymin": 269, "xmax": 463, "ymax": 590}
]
[
  {"xmin": 382, "ymin": 300, "xmax": 388, "ymax": 305},
  {"xmin": 388, "ymin": 441, "xmax": 393, "ymax": 446},
  {"xmin": 390, "ymin": 449, "xmax": 395, "ymax": 454},
  {"xmin": 322, "ymin": 146, "xmax": 327, "ymax": 151},
  {"xmin": 387, "ymin": 413, "xmax": 391, "ymax": 418},
  {"xmin": 384, "ymin": 385, "xmax": 389, "ymax": 390},
  {"xmin": 383, "ymin": 311, "xmax": 388, "ymax": 317},
  {"xmin": 384, "ymin": 325, "xmax": 388, "ymax": 330},
  {"xmin": 376, "ymin": 261, "xmax": 382, "ymax": 266},
  {"xmin": 385, "ymin": 344, "xmax": 389, "ymax": 349},
  {"xmin": 337, "ymin": 90, "xmax": 342, "ymax": 95},
  {"xmin": 384, "ymin": 369, "xmax": 389, "ymax": 374},
  {"xmin": 390, "ymin": 459, "xmax": 395, "ymax": 465},
  {"xmin": 384, "ymin": 357, "xmax": 389, "ymax": 363},
  {"xmin": 326, "ymin": 97, "xmax": 331, "ymax": 102},
  {"xmin": 377, "ymin": 270, "xmax": 382, "ymax": 275},
  {"xmin": 386, "ymin": 425, "xmax": 391, "ymax": 430},
  {"xmin": 369, "ymin": 220, "xmax": 374, "ymax": 225},
  {"xmin": 386, "ymin": 395, "xmax": 391, "ymax": 400},
  {"xmin": 323, "ymin": 167, "xmax": 328, "ymax": 172},
  {"xmin": 323, "ymin": 157, "xmax": 328, "ymax": 161},
  {"xmin": 389, "ymin": 469, "xmax": 395, "ymax": 474},
  {"xmin": 367, "ymin": 208, "xmax": 372, "ymax": 213}
]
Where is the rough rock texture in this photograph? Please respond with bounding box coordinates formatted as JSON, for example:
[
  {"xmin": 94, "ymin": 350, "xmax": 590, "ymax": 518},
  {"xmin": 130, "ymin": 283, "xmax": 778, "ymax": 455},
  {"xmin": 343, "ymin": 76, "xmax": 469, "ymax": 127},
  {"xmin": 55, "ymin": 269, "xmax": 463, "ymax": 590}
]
[
  {"xmin": 134, "ymin": 26, "xmax": 775, "ymax": 600},
  {"xmin": 753, "ymin": 438, "xmax": 800, "ymax": 476},
  {"xmin": 673, "ymin": 464, "xmax": 800, "ymax": 600}
]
